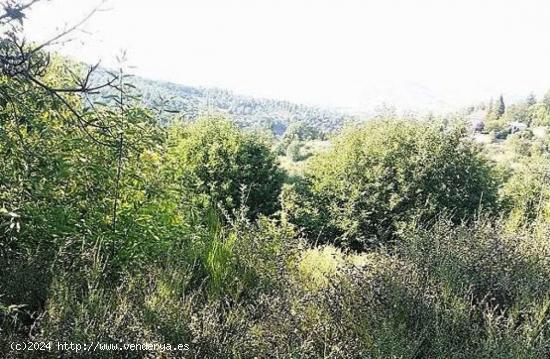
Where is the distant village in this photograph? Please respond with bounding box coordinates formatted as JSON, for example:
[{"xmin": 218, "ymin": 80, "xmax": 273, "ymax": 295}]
[{"xmin": 467, "ymin": 107, "xmax": 547, "ymax": 144}]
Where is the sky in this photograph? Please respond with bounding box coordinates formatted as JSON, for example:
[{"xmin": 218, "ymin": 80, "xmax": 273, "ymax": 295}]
[{"xmin": 22, "ymin": 0, "xmax": 550, "ymax": 111}]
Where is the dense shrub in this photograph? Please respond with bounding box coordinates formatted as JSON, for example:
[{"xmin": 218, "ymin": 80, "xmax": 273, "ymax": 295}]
[
  {"xmin": 2, "ymin": 213, "xmax": 298, "ymax": 358},
  {"xmin": 165, "ymin": 117, "xmax": 284, "ymax": 218},
  {"xmin": 396, "ymin": 217, "xmax": 550, "ymax": 357},
  {"xmin": 502, "ymin": 157, "xmax": 550, "ymax": 224},
  {"xmin": 284, "ymin": 119, "xmax": 500, "ymax": 249}
]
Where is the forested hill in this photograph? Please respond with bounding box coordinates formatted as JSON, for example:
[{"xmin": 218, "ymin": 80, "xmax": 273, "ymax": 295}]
[{"xmin": 95, "ymin": 70, "xmax": 350, "ymax": 136}]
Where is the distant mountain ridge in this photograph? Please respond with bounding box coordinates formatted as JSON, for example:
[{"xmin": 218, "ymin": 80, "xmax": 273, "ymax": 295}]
[{"xmin": 97, "ymin": 72, "xmax": 351, "ymax": 136}]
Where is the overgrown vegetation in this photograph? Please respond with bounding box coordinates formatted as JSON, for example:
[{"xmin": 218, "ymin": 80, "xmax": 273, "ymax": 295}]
[
  {"xmin": 283, "ymin": 120, "xmax": 500, "ymax": 249},
  {"xmin": 1, "ymin": 1, "xmax": 549, "ymax": 358}
]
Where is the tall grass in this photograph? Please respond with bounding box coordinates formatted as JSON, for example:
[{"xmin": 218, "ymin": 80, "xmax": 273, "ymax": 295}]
[{"xmin": 2, "ymin": 209, "xmax": 549, "ymax": 358}]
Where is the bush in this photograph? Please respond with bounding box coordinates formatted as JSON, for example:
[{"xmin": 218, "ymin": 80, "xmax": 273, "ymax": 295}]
[
  {"xmin": 3, "ymin": 186, "xmax": 549, "ymax": 358},
  {"xmin": 284, "ymin": 119, "xmax": 500, "ymax": 249},
  {"xmin": 395, "ymin": 217, "xmax": 550, "ymax": 357},
  {"xmin": 11, "ymin": 213, "xmax": 300, "ymax": 358},
  {"xmin": 166, "ymin": 117, "xmax": 284, "ymax": 218},
  {"xmin": 502, "ymin": 157, "xmax": 550, "ymax": 224}
]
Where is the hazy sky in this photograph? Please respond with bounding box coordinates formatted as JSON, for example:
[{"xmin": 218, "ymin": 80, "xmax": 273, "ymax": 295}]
[{"xmin": 23, "ymin": 0, "xmax": 550, "ymax": 110}]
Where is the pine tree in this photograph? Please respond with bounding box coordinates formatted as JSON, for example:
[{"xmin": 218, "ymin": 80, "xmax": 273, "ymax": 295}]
[
  {"xmin": 526, "ymin": 93, "xmax": 537, "ymax": 106},
  {"xmin": 496, "ymin": 95, "xmax": 505, "ymax": 118}
]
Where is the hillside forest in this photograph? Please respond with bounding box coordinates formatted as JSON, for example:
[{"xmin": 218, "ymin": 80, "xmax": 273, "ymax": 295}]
[{"xmin": 1, "ymin": 1, "xmax": 550, "ymax": 358}]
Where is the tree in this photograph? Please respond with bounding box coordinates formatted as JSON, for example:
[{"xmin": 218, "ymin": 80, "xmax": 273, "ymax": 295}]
[
  {"xmin": 502, "ymin": 102, "xmax": 533, "ymax": 127},
  {"xmin": 526, "ymin": 93, "xmax": 537, "ymax": 107},
  {"xmin": 0, "ymin": 0, "xmax": 120, "ymax": 147},
  {"xmin": 283, "ymin": 119, "xmax": 500, "ymax": 250},
  {"xmin": 543, "ymin": 90, "xmax": 550, "ymax": 110},
  {"xmin": 497, "ymin": 95, "xmax": 506, "ymax": 118},
  {"xmin": 287, "ymin": 139, "xmax": 303, "ymax": 161},
  {"xmin": 166, "ymin": 117, "xmax": 284, "ymax": 218}
]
